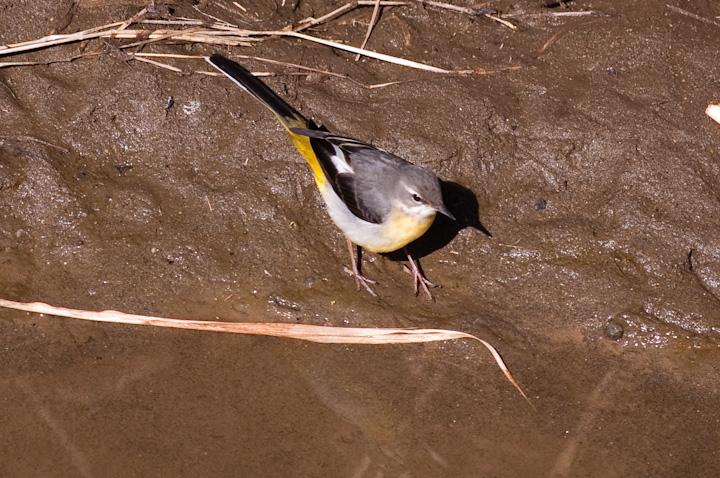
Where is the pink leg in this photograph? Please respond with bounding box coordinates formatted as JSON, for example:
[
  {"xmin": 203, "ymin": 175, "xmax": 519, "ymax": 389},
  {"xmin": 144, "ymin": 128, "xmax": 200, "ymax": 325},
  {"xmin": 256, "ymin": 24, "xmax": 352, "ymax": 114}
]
[
  {"xmin": 402, "ymin": 248, "xmax": 436, "ymax": 300},
  {"xmin": 343, "ymin": 239, "xmax": 378, "ymax": 297}
]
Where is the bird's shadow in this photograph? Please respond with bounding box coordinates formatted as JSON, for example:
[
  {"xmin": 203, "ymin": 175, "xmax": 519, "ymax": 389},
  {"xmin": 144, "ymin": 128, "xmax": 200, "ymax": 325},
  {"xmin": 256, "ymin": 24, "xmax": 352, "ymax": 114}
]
[{"xmin": 384, "ymin": 181, "xmax": 491, "ymax": 262}]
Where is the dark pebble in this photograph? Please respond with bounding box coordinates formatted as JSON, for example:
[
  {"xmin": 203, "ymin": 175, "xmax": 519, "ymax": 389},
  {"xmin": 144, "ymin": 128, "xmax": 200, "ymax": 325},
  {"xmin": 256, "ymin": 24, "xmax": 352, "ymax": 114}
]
[{"xmin": 604, "ymin": 321, "xmax": 624, "ymax": 340}]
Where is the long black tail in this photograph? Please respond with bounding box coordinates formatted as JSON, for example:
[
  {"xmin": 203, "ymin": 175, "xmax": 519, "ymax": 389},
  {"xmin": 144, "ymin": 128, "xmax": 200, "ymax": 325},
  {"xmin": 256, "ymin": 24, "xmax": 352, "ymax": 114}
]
[
  {"xmin": 206, "ymin": 54, "xmax": 308, "ymax": 130},
  {"xmin": 207, "ymin": 54, "xmax": 328, "ymax": 184}
]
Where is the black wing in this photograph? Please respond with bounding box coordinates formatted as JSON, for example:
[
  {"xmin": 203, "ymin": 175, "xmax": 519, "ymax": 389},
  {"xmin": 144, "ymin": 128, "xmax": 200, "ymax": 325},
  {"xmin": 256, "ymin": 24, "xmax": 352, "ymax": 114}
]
[
  {"xmin": 290, "ymin": 128, "xmax": 394, "ymax": 224},
  {"xmin": 310, "ymin": 136, "xmax": 385, "ymax": 224}
]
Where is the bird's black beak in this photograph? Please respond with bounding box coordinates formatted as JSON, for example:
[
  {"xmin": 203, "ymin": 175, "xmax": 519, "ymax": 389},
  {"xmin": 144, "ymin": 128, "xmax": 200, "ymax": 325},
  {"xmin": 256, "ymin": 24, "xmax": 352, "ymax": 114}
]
[{"xmin": 436, "ymin": 204, "xmax": 456, "ymax": 221}]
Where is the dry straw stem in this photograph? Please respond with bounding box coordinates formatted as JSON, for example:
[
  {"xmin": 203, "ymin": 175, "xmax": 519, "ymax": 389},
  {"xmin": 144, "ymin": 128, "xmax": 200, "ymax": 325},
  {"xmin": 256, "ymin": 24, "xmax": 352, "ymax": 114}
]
[
  {"xmin": 408, "ymin": 0, "xmax": 516, "ymax": 29},
  {"xmin": 295, "ymin": 1, "xmax": 515, "ymax": 30},
  {"xmin": 348, "ymin": 0, "xmax": 518, "ymax": 60},
  {"xmin": 132, "ymin": 52, "xmax": 414, "ymax": 88},
  {"xmin": 0, "ymin": 24, "xmax": 457, "ymax": 73},
  {"xmin": 666, "ymin": 4, "xmax": 720, "ymax": 28},
  {"xmin": 537, "ymin": 16, "xmax": 606, "ymax": 55},
  {"xmin": 355, "ymin": 0, "xmax": 383, "ymax": 60},
  {"xmin": 504, "ymin": 10, "xmax": 609, "ymax": 19},
  {"xmin": 0, "ymin": 2, "xmax": 517, "ymax": 75},
  {"xmin": 0, "ymin": 297, "xmax": 530, "ymax": 403}
]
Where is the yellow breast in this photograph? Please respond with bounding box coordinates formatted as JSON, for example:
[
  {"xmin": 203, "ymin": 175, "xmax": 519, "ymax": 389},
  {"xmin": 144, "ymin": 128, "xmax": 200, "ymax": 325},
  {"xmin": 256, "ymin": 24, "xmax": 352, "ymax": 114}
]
[{"xmin": 366, "ymin": 208, "xmax": 436, "ymax": 254}]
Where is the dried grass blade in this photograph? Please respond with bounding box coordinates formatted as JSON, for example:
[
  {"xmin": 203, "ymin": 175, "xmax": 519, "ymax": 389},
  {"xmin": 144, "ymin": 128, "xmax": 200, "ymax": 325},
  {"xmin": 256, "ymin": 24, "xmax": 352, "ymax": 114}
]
[
  {"xmin": 132, "ymin": 56, "xmax": 183, "ymax": 72},
  {"xmin": 666, "ymin": 4, "xmax": 720, "ymax": 28},
  {"xmin": 0, "ymin": 25, "xmax": 469, "ymax": 74},
  {"xmin": 277, "ymin": 30, "xmax": 463, "ymax": 73},
  {"xmin": 295, "ymin": 1, "xmax": 358, "ymax": 32},
  {"xmin": 0, "ymin": 29, "xmax": 112, "ymax": 56},
  {"xmin": 355, "ymin": 0, "xmax": 383, "ymax": 60},
  {"xmin": 0, "ymin": 297, "xmax": 529, "ymax": 402}
]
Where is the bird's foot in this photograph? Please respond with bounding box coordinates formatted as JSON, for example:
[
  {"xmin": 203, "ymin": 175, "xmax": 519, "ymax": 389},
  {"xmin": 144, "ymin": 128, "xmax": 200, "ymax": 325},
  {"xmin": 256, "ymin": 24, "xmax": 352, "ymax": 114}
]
[
  {"xmin": 402, "ymin": 258, "xmax": 437, "ymax": 301},
  {"xmin": 344, "ymin": 266, "xmax": 378, "ymax": 298}
]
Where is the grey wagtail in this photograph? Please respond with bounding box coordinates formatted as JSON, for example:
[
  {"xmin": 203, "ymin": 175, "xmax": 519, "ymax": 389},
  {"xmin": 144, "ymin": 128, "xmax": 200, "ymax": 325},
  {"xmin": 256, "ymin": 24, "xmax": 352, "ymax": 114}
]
[{"xmin": 207, "ymin": 54, "xmax": 454, "ymax": 299}]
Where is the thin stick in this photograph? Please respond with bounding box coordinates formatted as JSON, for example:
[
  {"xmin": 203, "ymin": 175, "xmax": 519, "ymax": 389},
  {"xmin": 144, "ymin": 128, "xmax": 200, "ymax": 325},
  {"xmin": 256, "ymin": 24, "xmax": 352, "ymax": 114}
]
[
  {"xmin": 136, "ymin": 19, "xmax": 206, "ymax": 25},
  {"xmin": 367, "ymin": 79, "xmax": 416, "ymax": 88},
  {"xmin": 125, "ymin": 52, "xmax": 412, "ymax": 88},
  {"xmin": 0, "ymin": 18, "xmax": 501, "ymax": 74},
  {"xmin": 667, "ymin": 4, "xmax": 720, "ymax": 27},
  {"xmin": 132, "ymin": 56, "xmax": 187, "ymax": 74},
  {"xmin": 115, "ymin": 26, "xmax": 206, "ymax": 51},
  {"xmin": 538, "ymin": 18, "xmax": 604, "ymax": 55},
  {"xmin": 130, "ymin": 53, "xmax": 272, "ymax": 77},
  {"xmin": 0, "ymin": 297, "xmax": 530, "ymax": 403},
  {"xmin": 116, "ymin": 6, "xmax": 148, "ymax": 32},
  {"xmin": 295, "ymin": 1, "xmax": 359, "ymax": 32},
  {"xmin": 409, "ymin": 0, "xmax": 517, "ymax": 29},
  {"xmin": 358, "ymin": 0, "xmax": 408, "ymax": 4},
  {"xmin": 666, "ymin": 4, "xmax": 720, "ymax": 28},
  {"xmin": 0, "ymin": 50, "xmax": 102, "ymax": 68},
  {"xmin": 412, "ymin": 0, "xmax": 487, "ymax": 15},
  {"xmin": 213, "ymin": 1, "xmax": 251, "ymax": 23},
  {"xmin": 193, "ymin": 4, "xmax": 239, "ymax": 28},
  {"xmin": 484, "ymin": 13, "xmax": 517, "ymax": 29},
  {"xmin": 276, "ymin": 30, "xmax": 467, "ymax": 73},
  {"xmin": 503, "ymin": 11, "xmax": 608, "ymax": 18},
  {"xmin": 0, "ymin": 22, "xmax": 123, "ymax": 55},
  {"xmin": 355, "ymin": 0, "xmax": 383, "ymax": 60},
  {"xmin": 224, "ymin": 53, "xmax": 371, "ymax": 86},
  {"xmin": 134, "ymin": 52, "xmax": 366, "ymax": 85},
  {"xmin": 0, "ymin": 135, "xmax": 69, "ymax": 152},
  {"xmin": 294, "ymin": 1, "xmax": 431, "ymax": 32},
  {"xmin": 132, "ymin": 52, "xmax": 207, "ymax": 60}
]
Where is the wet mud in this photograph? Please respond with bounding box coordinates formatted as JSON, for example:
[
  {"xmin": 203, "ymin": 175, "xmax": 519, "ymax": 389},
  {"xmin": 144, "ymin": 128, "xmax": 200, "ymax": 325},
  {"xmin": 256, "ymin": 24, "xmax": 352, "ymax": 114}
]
[{"xmin": 1, "ymin": 0, "xmax": 719, "ymax": 476}]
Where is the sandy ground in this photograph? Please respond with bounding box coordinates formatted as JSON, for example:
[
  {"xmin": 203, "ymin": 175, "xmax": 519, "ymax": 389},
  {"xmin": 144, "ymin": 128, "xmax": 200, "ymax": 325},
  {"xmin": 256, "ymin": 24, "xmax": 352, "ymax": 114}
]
[{"xmin": 1, "ymin": 0, "xmax": 719, "ymax": 476}]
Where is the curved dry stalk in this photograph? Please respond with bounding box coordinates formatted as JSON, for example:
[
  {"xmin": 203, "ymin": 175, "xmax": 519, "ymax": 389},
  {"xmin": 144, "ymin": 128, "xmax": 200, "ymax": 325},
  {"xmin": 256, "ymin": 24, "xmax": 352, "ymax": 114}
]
[{"xmin": 0, "ymin": 297, "xmax": 530, "ymax": 403}]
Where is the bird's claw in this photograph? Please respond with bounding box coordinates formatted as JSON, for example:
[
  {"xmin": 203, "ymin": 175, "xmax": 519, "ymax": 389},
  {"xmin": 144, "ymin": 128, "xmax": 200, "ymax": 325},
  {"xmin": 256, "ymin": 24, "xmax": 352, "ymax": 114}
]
[
  {"xmin": 402, "ymin": 263, "xmax": 437, "ymax": 300},
  {"xmin": 344, "ymin": 266, "xmax": 378, "ymax": 297}
]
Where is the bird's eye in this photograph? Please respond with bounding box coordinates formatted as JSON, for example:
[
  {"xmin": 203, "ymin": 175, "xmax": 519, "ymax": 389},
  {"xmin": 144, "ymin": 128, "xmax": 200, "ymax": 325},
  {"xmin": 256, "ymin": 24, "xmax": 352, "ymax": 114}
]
[{"xmin": 412, "ymin": 194, "xmax": 422, "ymax": 203}]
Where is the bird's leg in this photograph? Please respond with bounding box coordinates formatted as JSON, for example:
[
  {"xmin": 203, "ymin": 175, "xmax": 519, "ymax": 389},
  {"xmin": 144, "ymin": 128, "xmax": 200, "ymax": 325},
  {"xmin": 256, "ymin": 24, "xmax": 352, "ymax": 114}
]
[
  {"xmin": 343, "ymin": 238, "xmax": 378, "ymax": 297},
  {"xmin": 402, "ymin": 248, "xmax": 436, "ymax": 300}
]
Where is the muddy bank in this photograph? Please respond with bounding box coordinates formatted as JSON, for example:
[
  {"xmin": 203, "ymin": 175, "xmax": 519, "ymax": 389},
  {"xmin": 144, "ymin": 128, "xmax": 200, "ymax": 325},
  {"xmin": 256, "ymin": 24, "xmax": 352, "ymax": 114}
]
[{"xmin": 1, "ymin": 1, "xmax": 719, "ymax": 476}]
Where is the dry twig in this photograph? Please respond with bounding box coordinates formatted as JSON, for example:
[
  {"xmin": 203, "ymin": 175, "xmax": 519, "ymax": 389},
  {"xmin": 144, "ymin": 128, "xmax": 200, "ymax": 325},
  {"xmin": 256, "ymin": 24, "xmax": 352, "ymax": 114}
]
[
  {"xmin": 409, "ymin": 0, "xmax": 516, "ymax": 29},
  {"xmin": 356, "ymin": 0, "xmax": 383, "ymax": 60},
  {"xmin": 295, "ymin": 1, "xmax": 360, "ymax": 32},
  {"xmin": 666, "ymin": 4, "xmax": 720, "ymax": 28},
  {"xmin": 537, "ymin": 17, "xmax": 605, "ymax": 55},
  {"xmin": 504, "ymin": 10, "xmax": 608, "ymax": 18},
  {"xmin": 0, "ymin": 23, "xmax": 467, "ymax": 73},
  {"xmin": 0, "ymin": 1, "xmax": 520, "ymax": 76}
]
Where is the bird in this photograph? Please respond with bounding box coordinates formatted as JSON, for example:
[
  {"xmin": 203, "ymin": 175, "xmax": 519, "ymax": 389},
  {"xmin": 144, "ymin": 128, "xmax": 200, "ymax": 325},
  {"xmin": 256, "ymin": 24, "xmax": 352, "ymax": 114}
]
[{"xmin": 206, "ymin": 54, "xmax": 454, "ymax": 299}]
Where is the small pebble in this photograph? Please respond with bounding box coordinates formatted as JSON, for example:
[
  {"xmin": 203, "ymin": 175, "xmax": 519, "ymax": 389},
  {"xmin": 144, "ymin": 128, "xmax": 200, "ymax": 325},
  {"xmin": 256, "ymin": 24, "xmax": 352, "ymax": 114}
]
[
  {"xmin": 604, "ymin": 321, "xmax": 624, "ymax": 340},
  {"xmin": 534, "ymin": 198, "xmax": 547, "ymax": 211}
]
